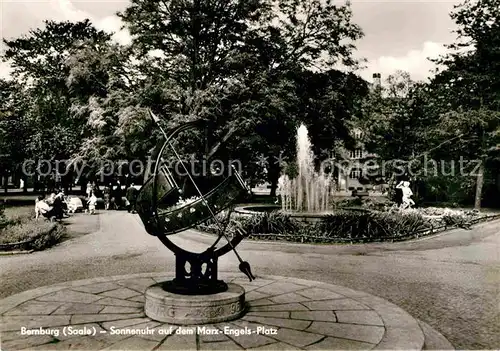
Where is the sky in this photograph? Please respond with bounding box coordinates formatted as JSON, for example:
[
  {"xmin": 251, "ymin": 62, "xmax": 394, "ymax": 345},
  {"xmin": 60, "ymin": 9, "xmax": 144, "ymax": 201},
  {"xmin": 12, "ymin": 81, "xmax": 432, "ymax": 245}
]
[{"xmin": 0, "ymin": 0, "xmax": 460, "ymax": 83}]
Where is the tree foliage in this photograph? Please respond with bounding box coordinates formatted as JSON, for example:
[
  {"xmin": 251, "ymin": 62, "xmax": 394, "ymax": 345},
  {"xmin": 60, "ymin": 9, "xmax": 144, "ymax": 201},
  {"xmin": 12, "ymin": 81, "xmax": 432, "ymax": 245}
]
[
  {"xmin": 117, "ymin": 0, "xmax": 366, "ymax": 191},
  {"xmin": 430, "ymin": 0, "xmax": 500, "ymax": 207},
  {"xmin": 2, "ymin": 20, "xmax": 112, "ymax": 175},
  {"xmin": 1, "ymin": 1, "xmax": 367, "ymax": 191}
]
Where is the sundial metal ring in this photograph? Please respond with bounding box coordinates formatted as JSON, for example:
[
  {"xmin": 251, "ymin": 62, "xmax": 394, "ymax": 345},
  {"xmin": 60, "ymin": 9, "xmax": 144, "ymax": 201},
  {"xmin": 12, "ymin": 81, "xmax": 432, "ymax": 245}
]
[{"xmin": 136, "ymin": 111, "xmax": 254, "ymax": 297}]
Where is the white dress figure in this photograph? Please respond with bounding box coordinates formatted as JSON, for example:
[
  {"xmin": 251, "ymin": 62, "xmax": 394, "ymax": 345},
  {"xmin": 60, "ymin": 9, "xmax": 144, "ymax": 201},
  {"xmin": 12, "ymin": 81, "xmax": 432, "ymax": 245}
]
[
  {"xmin": 275, "ymin": 175, "xmax": 285, "ymax": 204},
  {"xmin": 396, "ymin": 181, "xmax": 415, "ymax": 209},
  {"xmin": 87, "ymin": 193, "xmax": 98, "ymax": 215},
  {"xmin": 86, "ymin": 183, "xmax": 93, "ymax": 199}
]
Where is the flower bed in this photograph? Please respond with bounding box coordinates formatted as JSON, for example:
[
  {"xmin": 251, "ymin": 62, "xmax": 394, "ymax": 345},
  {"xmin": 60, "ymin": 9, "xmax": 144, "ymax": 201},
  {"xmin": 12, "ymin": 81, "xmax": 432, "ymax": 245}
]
[
  {"xmin": 405, "ymin": 207, "xmax": 488, "ymax": 229},
  {"xmin": 197, "ymin": 207, "xmax": 499, "ymax": 244},
  {"xmin": 0, "ymin": 204, "xmax": 67, "ymax": 251},
  {"xmin": 0, "ymin": 220, "xmax": 67, "ymax": 251}
]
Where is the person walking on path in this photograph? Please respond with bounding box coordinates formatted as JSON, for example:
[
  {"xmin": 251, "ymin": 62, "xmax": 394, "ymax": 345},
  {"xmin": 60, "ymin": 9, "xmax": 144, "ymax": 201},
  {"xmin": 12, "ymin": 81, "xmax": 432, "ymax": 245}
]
[
  {"xmin": 86, "ymin": 182, "xmax": 93, "ymax": 200},
  {"xmin": 112, "ymin": 181, "xmax": 123, "ymax": 210},
  {"xmin": 126, "ymin": 183, "xmax": 138, "ymax": 213},
  {"xmin": 87, "ymin": 192, "xmax": 98, "ymax": 215},
  {"xmin": 103, "ymin": 184, "xmax": 111, "ymax": 210}
]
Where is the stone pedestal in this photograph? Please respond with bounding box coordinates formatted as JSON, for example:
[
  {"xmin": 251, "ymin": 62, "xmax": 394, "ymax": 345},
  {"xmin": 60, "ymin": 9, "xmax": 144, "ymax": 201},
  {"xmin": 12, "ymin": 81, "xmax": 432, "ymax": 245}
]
[{"xmin": 145, "ymin": 282, "xmax": 245, "ymax": 325}]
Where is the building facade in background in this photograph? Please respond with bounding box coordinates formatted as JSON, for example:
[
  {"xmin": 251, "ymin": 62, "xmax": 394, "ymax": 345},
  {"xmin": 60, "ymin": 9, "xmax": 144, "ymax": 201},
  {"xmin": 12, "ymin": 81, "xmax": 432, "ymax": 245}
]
[{"xmin": 333, "ymin": 73, "xmax": 387, "ymax": 196}]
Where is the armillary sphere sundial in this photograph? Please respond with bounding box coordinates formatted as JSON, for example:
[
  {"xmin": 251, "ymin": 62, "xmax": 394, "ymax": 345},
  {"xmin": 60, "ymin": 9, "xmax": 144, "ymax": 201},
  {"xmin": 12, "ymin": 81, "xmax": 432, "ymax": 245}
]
[{"xmin": 136, "ymin": 109, "xmax": 254, "ymax": 324}]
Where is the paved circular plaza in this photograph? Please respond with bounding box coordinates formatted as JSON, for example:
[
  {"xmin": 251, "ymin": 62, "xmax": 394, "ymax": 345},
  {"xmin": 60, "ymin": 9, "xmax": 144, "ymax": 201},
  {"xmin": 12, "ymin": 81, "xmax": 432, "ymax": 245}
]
[{"xmin": 0, "ymin": 272, "xmax": 453, "ymax": 350}]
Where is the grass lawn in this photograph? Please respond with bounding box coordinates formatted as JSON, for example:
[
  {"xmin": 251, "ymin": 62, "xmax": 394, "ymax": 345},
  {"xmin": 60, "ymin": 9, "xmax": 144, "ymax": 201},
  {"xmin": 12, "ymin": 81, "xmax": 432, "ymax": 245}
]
[
  {"xmin": 0, "ymin": 204, "xmax": 64, "ymax": 250},
  {"xmin": 3, "ymin": 205, "xmax": 34, "ymax": 221},
  {"xmin": 1, "ymin": 201, "xmax": 101, "ymax": 250}
]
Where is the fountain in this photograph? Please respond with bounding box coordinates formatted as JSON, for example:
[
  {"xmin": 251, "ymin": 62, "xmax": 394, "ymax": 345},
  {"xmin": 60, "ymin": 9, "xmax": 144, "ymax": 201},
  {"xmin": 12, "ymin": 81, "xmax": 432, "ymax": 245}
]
[
  {"xmin": 236, "ymin": 124, "xmax": 336, "ymax": 221},
  {"xmin": 279, "ymin": 124, "xmax": 334, "ymax": 213}
]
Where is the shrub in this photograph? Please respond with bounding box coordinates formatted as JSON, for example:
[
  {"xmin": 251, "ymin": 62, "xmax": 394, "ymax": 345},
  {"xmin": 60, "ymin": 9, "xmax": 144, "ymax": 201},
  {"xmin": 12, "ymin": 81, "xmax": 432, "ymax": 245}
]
[
  {"xmin": 199, "ymin": 211, "xmax": 301, "ymax": 235},
  {"xmin": 5, "ymin": 210, "xmax": 36, "ymax": 226},
  {"xmin": 375, "ymin": 212, "xmax": 431, "ymax": 237},
  {"xmin": 30, "ymin": 223, "xmax": 67, "ymax": 250},
  {"xmin": 441, "ymin": 214, "xmax": 472, "ymax": 229},
  {"xmin": 361, "ymin": 197, "xmax": 393, "ymax": 211},
  {"xmin": 237, "ymin": 212, "xmax": 300, "ymax": 235},
  {"xmin": 1, "ymin": 205, "xmax": 36, "ymax": 227},
  {"xmin": 417, "ymin": 175, "xmax": 476, "ymax": 206},
  {"xmin": 0, "ymin": 220, "xmax": 67, "ymax": 251},
  {"xmin": 197, "ymin": 210, "xmax": 234, "ymax": 234},
  {"xmin": 315, "ymin": 211, "xmax": 429, "ymax": 240},
  {"xmin": 416, "ymin": 207, "xmax": 479, "ymax": 229},
  {"xmin": 0, "ymin": 203, "xmax": 6, "ymax": 230},
  {"xmin": 333, "ymin": 198, "xmax": 362, "ymax": 208},
  {"xmin": 197, "ymin": 206, "xmax": 488, "ymax": 244},
  {"xmin": 333, "ymin": 197, "xmax": 394, "ymax": 211}
]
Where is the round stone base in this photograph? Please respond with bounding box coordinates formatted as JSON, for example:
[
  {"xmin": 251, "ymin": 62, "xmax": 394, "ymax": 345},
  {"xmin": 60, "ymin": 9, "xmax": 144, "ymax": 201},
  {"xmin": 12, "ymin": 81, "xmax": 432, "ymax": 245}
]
[{"xmin": 145, "ymin": 282, "xmax": 245, "ymax": 325}]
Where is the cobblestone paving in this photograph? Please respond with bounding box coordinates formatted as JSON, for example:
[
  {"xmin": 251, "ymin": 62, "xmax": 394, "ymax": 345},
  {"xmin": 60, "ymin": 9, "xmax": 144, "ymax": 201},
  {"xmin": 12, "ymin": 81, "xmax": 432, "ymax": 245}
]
[{"xmin": 0, "ymin": 273, "xmax": 431, "ymax": 350}]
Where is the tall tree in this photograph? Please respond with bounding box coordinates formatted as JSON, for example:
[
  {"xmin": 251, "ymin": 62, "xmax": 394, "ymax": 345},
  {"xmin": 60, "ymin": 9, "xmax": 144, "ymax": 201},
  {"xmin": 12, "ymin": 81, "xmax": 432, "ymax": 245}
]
[
  {"xmin": 2, "ymin": 20, "xmax": 112, "ymax": 189},
  {"xmin": 65, "ymin": 41, "xmax": 147, "ymax": 180},
  {"xmin": 119, "ymin": 0, "xmax": 365, "ymax": 191},
  {"xmin": 360, "ymin": 71, "xmax": 435, "ymax": 172},
  {"xmin": 430, "ymin": 0, "xmax": 500, "ymax": 209},
  {"xmin": 0, "ymin": 79, "xmax": 28, "ymax": 192}
]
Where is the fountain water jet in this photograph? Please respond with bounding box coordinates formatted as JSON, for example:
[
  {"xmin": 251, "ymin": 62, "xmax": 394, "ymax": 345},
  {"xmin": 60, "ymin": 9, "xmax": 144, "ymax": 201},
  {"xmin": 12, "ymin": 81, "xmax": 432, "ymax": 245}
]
[{"xmin": 278, "ymin": 124, "xmax": 334, "ymax": 213}]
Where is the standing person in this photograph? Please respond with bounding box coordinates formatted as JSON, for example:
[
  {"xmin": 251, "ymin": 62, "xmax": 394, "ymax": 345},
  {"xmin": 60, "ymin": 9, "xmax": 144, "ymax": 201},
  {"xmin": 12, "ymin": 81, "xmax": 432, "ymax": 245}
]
[
  {"xmin": 126, "ymin": 183, "xmax": 138, "ymax": 213},
  {"xmin": 87, "ymin": 191, "xmax": 98, "ymax": 215},
  {"xmin": 55, "ymin": 172, "xmax": 61, "ymax": 191},
  {"xmin": 48, "ymin": 176, "xmax": 55, "ymax": 193},
  {"xmin": 103, "ymin": 183, "xmax": 111, "ymax": 210},
  {"xmin": 86, "ymin": 182, "xmax": 93, "ymax": 199},
  {"xmin": 114, "ymin": 181, "xmax": 123, "ymax": 209},
  {"xmin": 52, "ymin": 190, "xmax": 65, "ymax": 219},
  {"xmin": 56, "ymin": 190, "xmax": 69, "ymax": 216},
  {"xmin": 92, "ymin": 181, "xmax": 99, "ymax": 195}
]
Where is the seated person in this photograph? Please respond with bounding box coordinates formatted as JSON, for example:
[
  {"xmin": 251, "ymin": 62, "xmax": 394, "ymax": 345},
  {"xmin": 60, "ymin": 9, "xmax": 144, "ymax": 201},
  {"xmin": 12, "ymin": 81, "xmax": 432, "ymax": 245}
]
[
  {"xmin": 35, "ymin": 196, "xmax": 56, "ymax": 221},
  {"xmin": 46, "ymin": 193, "xmax": 56, "ymax": 205},
  {"xmin": 52, "ymin": 191, "xmax": 68, "ymax": 219}
]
